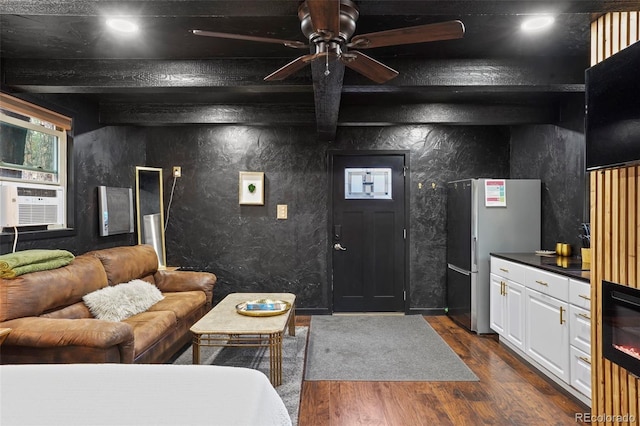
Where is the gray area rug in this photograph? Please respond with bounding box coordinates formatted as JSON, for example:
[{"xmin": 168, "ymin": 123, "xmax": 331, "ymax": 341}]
[
  {"xmin": 173, "ymin": 326, "xmax": 307, "ymax": 426},
  {"xmin": 305, "ymin": 315, "xmax": 478, "ymax": 381}
]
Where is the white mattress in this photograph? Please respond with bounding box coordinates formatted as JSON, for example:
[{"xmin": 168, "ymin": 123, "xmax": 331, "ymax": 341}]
[{"xmin": 0, "ymin": 364, "xmax": 292, "ymax": 426}]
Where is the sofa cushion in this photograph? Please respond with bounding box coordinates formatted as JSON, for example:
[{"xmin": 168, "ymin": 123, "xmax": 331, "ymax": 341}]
[
  {"xmin": 154, "ymin": 270, "xmax": 217, "ymax": 308},
  {"xmin": 122, "ymin": 311, "xmax": 177, "ymax": 356},
  {"xmin": 88, "ymin": 245, "xmax": 159, "ymax": 286},
  {"xmin": 0, "ymin": 255, "xmax": 108, "ymax": 322},
  {"xmin": 146, "ymin": 291, "xmax": 206, "ymax": 321},
  {"xmin": 0, "ymin": 317, "xmax": 134, "ymax": 349},
  {"xmin": 83, "ymin": 279, "xmax": 164, "ymax": 322},
  {"xmin": 40, "ymin": 302, "xmax": 93, "ymax": 320}
]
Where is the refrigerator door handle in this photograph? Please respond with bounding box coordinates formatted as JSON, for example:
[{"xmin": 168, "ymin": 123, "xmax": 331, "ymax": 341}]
[
  {"xmin": 447, "ymin": 263, "xmax": 471, "ymax": 276},
  {"xmin": 472, "ymin": 236, "xmax": 477, "ymax": 271}
]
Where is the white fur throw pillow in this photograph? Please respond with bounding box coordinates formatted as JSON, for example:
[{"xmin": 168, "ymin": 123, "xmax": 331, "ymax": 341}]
[{"xmin": 83, "ymin": 279, "xmax": 164, "ymax": 322}]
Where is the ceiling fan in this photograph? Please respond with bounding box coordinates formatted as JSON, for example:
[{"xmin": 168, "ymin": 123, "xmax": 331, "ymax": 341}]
[{"xmin": 191, "ymin": 0, "xmax": 464, "ymax": 84}]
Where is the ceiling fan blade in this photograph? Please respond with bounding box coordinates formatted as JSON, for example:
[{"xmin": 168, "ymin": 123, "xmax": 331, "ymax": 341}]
[
  {"xmin": 341, "ymin": 51, "xmax": 398, "ymax": 84},
  {"xmin": 264, "ymin": 53, "xmax": 322, "ymax": 81},
  {"xmin": 191, "ymin": 30, "xmax": 307, "ymax": 49},
  {"xmin": 349, "ymin": 20, "xmax": 465, "ymax": 49},
  {"xmin": 305, "ymin": 0, "xmax": 340, "ymax": 36}
]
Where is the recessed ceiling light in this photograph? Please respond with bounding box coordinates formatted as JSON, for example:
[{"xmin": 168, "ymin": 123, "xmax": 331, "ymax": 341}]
[
  {"xmin": 106, "ymin": 18, "xmax": 139, "ymax": 34},
  {"xmin": 521, "ymin": 15, "xmax": 555, "ymax": 32}
]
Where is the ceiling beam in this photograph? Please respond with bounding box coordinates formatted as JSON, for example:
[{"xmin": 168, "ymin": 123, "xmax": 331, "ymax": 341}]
[
  {"xmin": 310, "ymin": 57, "xmax": 345, "ymax": 142},
  {"xmin": 1, "ymin": 58, "xmax": 309, "ymax": 91},
  {"xmin": 358, "ymin": 0, "xmax": 640, "ymax": 14},
  {"xmin": 3, "ymin": 0, "xmax": 640, "ymax": 16},
  {"xmin": 338, "ymin": 103, "xmax": 558, "ymax": 125},
  {"xmin": 2, "ymin": 56, "xmax": 582, "ymax": 131},
  {"xmin": 99, "ymin": 103, "xmax": 316, "ymax": 125},
  {"xmin": 2, "ymin": 57, "xmax": 585, "ymax": 93},
  {"xmin": 98, "ymin": 101, "xmax": 557, "ymax": 126},
  {"xmin": 0, "ymin": 1, "xmax": 299, "ymax": 16}
]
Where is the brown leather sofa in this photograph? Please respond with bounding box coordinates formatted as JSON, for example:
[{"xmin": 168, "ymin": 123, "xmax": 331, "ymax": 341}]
[{"xmin": 0, "ymin": 245, "xmax": 216, "ymax": 364}]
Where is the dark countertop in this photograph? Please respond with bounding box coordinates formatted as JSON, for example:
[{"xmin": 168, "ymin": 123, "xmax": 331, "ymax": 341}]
[{"xmin": 491, "ymin": 252, "xmax": 591, "ymax": 282}]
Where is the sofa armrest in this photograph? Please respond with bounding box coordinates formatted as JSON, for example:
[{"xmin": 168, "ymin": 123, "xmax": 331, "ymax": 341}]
[
  {"xmin": 0, "ymin": 317, "xmax": 135, "ymax": 363},
  {"xmin": 153, "ymin": 270, "xmax": 217, "ymax": 308}
]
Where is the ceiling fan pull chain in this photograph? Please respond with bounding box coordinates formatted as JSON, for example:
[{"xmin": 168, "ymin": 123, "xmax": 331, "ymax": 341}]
[{"xmin": 324, "ymin": 52, "xmax": 330, "ymax": 76}]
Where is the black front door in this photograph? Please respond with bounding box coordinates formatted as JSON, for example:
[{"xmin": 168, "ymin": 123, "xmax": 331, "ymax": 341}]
[{"xmin": 330, "ymin": 153, "xmax": 407, "ymax": 312}]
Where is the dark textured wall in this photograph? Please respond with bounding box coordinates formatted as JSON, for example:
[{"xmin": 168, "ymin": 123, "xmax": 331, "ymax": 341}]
[
  {"xmin": 0, "ymin": 95, "xmax": 143, "ymax": 255},
  {"xmin": 1, "ymin": 93, "xmax": 587, "ymax": 313},
  {"xmin": 510, "ymin": 124, "xmax": 587, "ymax": 252},
  {"xmin": 145, "ymin": 125, "xmax": 510, "ymax": 311},
  {"xmin": 69, "ymin": 125, "xmax": 145, "ymax": 252}
]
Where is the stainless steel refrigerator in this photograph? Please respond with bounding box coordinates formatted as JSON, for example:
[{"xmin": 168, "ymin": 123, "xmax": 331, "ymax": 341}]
[{"xmin": 446, "ymin": 179, "xmax": 541, "ymax": 333}]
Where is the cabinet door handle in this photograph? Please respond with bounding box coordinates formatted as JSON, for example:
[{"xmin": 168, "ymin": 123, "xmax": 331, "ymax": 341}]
[
  {"xmin": 500, "ymin": 281, "xmax": 505, "ymax": 296},
  {"xmin": 500, "ymin": 268, "xmax": 509, "ymax": 273},
  {"xmin": 536, "ymin": 280, "xmax": 549, "ymax": 286},
  {"xmin": 579, "ymin": 294, "xmax": 591, "ymax": 301},
  {"xmin": 578, "ymin": 312, "xmax": 591, "ymax": 321},
  {"xmin": 503, "ymin": 282, "xmax": 507, "ymax": 295},
  {"xmin": 579, "ymin": 356, "xmax": 591, "ymax": 365},
  {"xmin": 560, "ymin": 306, "xmax": 566, "ymax": 324}
]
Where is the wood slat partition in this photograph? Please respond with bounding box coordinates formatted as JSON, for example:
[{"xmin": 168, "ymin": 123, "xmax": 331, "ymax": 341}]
[{"xmin": 590, "ymin": 12, "xmax": 640, "ymax": 426}]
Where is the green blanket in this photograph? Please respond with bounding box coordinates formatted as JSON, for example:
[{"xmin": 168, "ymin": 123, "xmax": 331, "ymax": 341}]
[{"xmin": 0, "ymin": 249, "xmax": 75, "ymax": 279}]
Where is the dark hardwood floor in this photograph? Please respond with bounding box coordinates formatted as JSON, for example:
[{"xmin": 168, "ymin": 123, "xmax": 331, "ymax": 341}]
[{"xmin": 295, "ymin": 315, "xmax": 589, "ymax": 426}]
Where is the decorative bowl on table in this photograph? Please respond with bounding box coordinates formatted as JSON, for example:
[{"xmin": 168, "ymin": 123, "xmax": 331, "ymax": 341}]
[{"xmin": 235, "ymin": 299, "xmax": 291, "ymax": 317}]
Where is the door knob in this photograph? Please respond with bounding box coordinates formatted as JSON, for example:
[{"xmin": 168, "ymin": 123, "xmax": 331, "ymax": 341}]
[{"xmin": 333, "ymin": 243, "xmax": 347, "ymax": 251}]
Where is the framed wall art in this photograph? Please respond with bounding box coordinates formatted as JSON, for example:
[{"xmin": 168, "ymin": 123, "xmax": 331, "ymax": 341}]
[{"xmin": 239, "ymin": 171, "xmax": 265, "ymax": 205}]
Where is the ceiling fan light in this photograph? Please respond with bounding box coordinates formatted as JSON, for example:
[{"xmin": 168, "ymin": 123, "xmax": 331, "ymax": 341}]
[
  {"xmin": 521, "ymin": 15, "xmax": 555, "ymax": 32},
  {"xmin": 106, "ymin": 18, "xmax": 139, "ymax": 34}
]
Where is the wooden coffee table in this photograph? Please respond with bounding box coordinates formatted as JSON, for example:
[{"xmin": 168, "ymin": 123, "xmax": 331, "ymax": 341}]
[{"xmin": 190, "ymin": 292, "xmax": 296, "ymax": 386}]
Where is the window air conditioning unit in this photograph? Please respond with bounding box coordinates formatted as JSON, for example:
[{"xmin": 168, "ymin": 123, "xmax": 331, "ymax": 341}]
[{"xmin": 0, "ymin": 181, "xmax": 65, "ymax": 228}]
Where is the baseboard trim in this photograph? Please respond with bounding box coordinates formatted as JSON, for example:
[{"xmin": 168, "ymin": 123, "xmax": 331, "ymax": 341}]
[
  {"xmin": 408, "ymin": 308, "xmax": 447, "ymax": 315},
  {"xmin": 295, "ymin": 307, "xmax": 331, "ymax": 316},
  {"xmin": 295, "ymin": 308, "xmax": 447, "ymax": 316}
]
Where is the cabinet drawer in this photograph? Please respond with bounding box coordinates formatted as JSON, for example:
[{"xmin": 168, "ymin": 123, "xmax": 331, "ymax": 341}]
[
  {"xmin": 570, "ymin": 346, "xmax": 592, "ymax": 399},
  {"xmin": 525, "ymin": 267, "xmax": 569, "ymax": 301},
  {"xmin": 569, "ymin": 279, "xmax": 591, "ymax": 309},
  {"xmin": 569, "ymin": 304, "xmax": 591, "ymax": 354},
  {"xmin": 491, "ymin": 257, "xmax": 526, "ymax": 283}
]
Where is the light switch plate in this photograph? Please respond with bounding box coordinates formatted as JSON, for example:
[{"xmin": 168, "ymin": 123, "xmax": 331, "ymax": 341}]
[{"xmin": 277, "ymin": 204, "xmax": 288, "ymax": 219}]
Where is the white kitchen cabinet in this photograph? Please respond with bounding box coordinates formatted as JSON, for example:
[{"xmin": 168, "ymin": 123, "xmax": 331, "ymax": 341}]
[
  {"xmin": 490, "ymin": 259, "xmax": 527, "ymax": 351},
  {"xmin": 490, "ymin": 272, "xmax": 526, "ymax": 351},
  {"xmin": 489, "ymin": 273, "xmax": 506, "ymax": 335},
  {"xmin": 568, "ymin": 278, "xmax": 592, "ymax": 399},
  {"xmin": 569, "ymin": 278, "xmax": 591, "ymax": 310},
  {"xmin": 569, "ymin": 304, "xmax": 591, "ymax": 354},
  {"xmin": 505, "ymin": 280, "xmax": 526, "ymax": 351},
  {"xmin": 570, "ymin": 345, "xmax": 592, "ymax": 398},
  {"xmin": 491, "ymin": 257, "xmax": 526, "ymax": 283},
  {"xmin": 525, "ymin": 266, "xmax": 569, "ymax": 301},
  {"xmin": 524, "ymin": 287, "xmax": 570, "ymax": 382},
  {"xmin": 490, "ymin": 255, "xmax": 591, "ymax": 406}
]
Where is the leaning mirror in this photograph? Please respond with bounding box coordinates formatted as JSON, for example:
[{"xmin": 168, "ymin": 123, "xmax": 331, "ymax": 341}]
[{"xmin": 135, "ymin": 166, "xmax": 167, "ymax": 269}]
